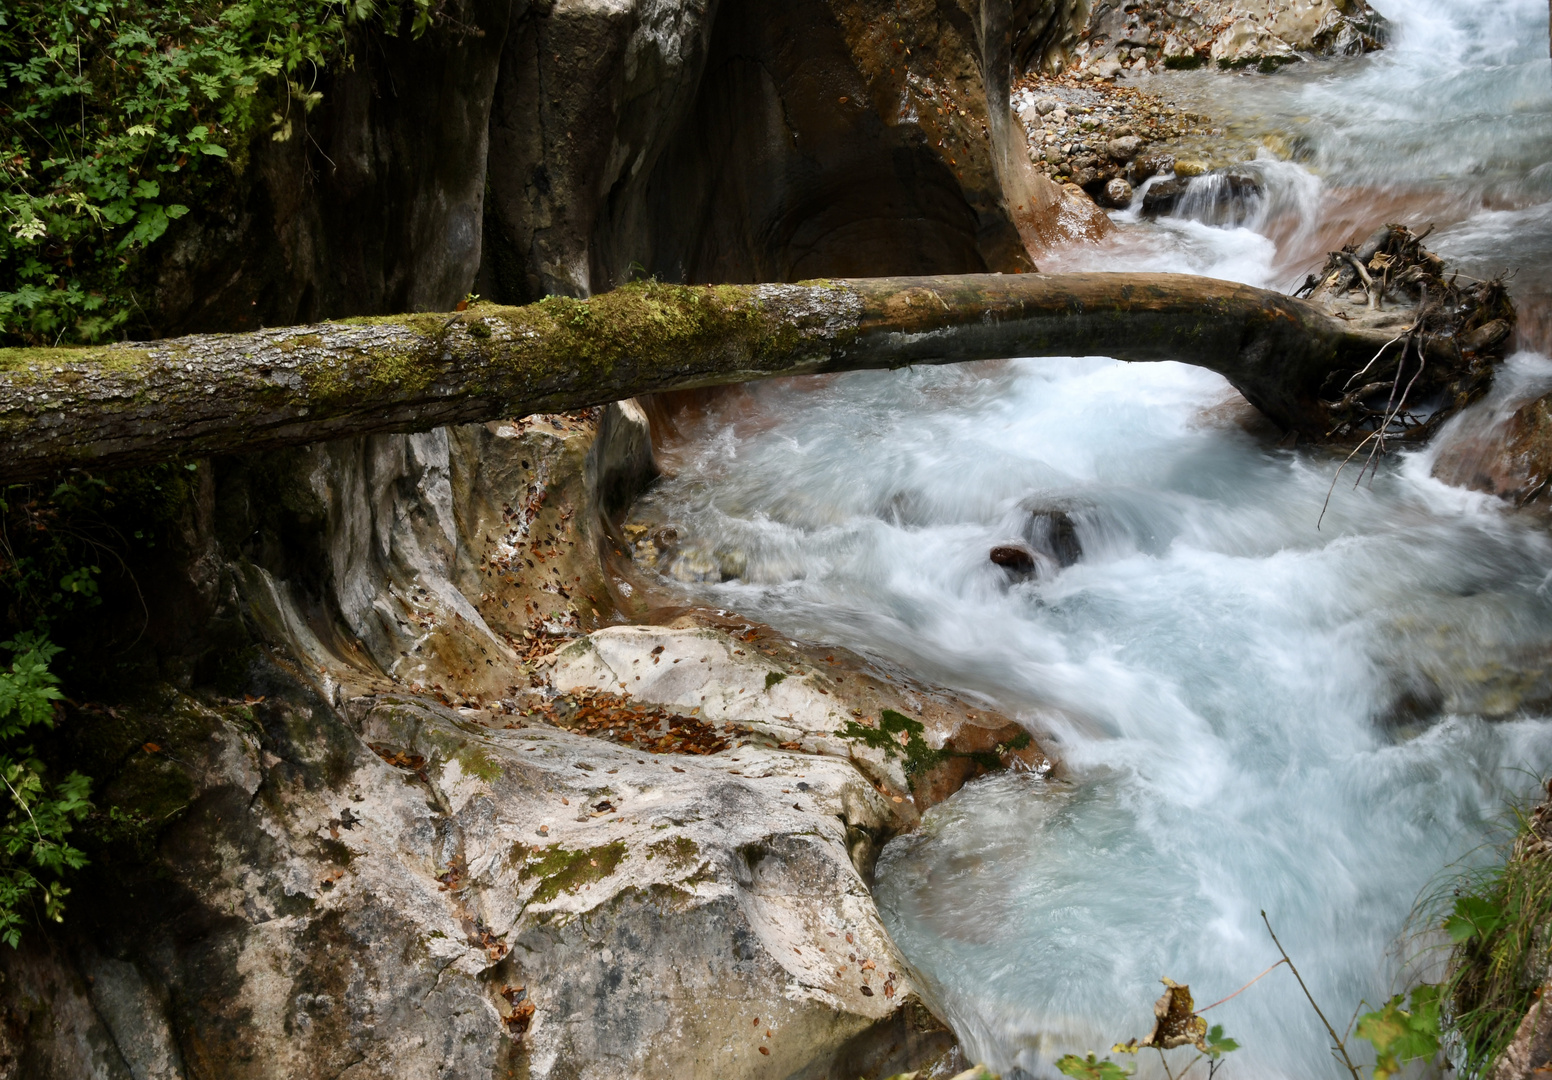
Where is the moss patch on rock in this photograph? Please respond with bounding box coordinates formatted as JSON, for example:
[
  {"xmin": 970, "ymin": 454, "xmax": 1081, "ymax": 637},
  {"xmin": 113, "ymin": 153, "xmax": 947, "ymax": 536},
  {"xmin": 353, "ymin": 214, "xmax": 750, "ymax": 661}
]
[
  {"xmin": 519, "ymin": 841, "xmax": 628, "ymax": 904},
  {"xmin": 645, "ymin": 836, "xmax": 700, "ymax": 871}
]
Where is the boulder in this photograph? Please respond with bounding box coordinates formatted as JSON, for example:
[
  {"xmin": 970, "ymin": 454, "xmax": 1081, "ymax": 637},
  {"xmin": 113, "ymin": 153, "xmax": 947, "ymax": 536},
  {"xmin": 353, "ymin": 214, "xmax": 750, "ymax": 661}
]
[
  {"xmin": 1432, "ymin": 392, "xmax": 1552, "ymax": 506},
  {"xmin": 0, "ymin": 407, "xmax": 1057, "ymax": 1078},
  {"xmin": 1105, "ymin": 177, "xmax": 1136, "ymax": 208},
  {"xmin": 1142, "ymin": 177, "xmax": 1189, "ymax": 216},
  {"xmin": 1107, "ymin": 135, "xmax": 1143, "ymax": 161},
  {"xmin": 0, "ymin": 670, "xmax": 964, "ymax": 1080}
]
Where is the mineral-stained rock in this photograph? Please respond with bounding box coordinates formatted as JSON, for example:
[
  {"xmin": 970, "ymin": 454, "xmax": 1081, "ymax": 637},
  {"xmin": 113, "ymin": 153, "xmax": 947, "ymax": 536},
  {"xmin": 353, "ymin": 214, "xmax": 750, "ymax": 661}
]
[
  {"xmin": 1432, "ymin": 391, "xmax": 1552, "ymax": 505},
  {"xmin": 991, "ymin": 544, "xmax": 1041, "ymax": 574}
]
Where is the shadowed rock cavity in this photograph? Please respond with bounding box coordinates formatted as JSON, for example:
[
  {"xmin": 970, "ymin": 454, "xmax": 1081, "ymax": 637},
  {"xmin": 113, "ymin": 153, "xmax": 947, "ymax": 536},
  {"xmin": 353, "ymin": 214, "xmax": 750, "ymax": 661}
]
[{"xmin": 481, "ymin": 0, "xmax": 1039, "ymax": 300}]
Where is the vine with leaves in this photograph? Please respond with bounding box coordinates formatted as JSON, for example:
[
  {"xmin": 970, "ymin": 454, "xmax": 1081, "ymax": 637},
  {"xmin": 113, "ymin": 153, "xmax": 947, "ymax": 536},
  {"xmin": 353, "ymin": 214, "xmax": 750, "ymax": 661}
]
[{"xmin": 0, "ymin": 0, "xmax": 433, "ymax": 346}]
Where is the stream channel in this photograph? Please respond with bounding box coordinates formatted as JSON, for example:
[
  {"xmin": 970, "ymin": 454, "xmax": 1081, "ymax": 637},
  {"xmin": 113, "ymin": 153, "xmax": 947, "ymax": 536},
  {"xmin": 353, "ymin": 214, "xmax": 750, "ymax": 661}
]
[{"xmin": 628, "ymin": 2, "xmax": 1552, "ymax": 1075}]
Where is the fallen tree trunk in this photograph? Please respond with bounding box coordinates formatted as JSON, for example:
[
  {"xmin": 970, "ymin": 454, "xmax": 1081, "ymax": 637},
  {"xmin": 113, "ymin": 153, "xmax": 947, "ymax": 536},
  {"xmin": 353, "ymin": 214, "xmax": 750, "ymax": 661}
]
[{"xmin": 0, "ymin": 271, "xmax": 1494, "ymax": 483}]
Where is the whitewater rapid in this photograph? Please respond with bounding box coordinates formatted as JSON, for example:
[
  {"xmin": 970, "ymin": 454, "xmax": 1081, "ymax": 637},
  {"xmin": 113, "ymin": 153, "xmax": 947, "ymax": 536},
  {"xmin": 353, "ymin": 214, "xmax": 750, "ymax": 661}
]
[{"xmin": 627, "ymin": 1, "xmax": 1552, "ymax": 1075}]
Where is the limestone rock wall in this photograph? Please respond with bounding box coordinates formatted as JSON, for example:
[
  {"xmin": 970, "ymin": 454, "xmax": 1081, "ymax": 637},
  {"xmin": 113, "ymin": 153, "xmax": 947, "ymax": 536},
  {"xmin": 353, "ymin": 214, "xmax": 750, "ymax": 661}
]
[
  {"xmin": 0, "ymin": 407, "xmax": 1049, "ymax": 1079},
  {"xmin": 137, "ymin": 0, "xmax": 1096, "ymax": 337}
]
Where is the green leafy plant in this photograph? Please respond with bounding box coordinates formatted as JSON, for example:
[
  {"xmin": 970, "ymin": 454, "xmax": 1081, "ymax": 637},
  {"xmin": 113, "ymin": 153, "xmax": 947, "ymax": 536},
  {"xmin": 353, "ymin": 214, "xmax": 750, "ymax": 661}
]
[
  {"xmin": 1056, "ymin": 1052, "xmax": 1135, "ymax": 1079},
  {"xmin": 1059, "ymin": 979, "xmax": 1239, "ymax": 1080},
  {"xmin": 1433, "ymin": 788, "xmax": 1552, "ymax": 1075},
  {"xmin": 1355, "ymin": 986, "xmax": 1443, "ymax": 1080},
  {"xmin": 0, "ymin": 632, "xmax": 90, "ymax": 947},
  {"xmin": 0, "ymin": 0, "xmax": 434, "ymax": 345}
]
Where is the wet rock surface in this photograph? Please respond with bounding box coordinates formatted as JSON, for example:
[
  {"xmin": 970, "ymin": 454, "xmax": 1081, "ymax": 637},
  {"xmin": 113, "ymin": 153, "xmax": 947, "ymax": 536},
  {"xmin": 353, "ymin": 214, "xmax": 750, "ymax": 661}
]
[{"xmin": 1433, "ymin": 392, "xmax": 1552, "ymax": 506}]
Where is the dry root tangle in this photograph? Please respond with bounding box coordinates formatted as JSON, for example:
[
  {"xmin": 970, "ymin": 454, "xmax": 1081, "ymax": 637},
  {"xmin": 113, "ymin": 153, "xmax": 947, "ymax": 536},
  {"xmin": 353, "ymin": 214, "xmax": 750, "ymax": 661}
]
[{"xmin": 1300, "ymin": 224, "xmax": 1515, "ymax": 524}]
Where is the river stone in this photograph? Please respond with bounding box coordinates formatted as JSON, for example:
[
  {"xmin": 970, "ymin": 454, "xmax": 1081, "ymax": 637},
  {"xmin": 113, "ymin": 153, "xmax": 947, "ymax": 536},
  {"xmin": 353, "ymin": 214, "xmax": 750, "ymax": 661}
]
[
  {"xmin": 1105, "ymin": 177, "xmax": 1136, "ymax": 208},
  {"xmin": 990, "ymin": 544, "xmax": 1041, "ymax": 574},
  {"xmin": 1142, "ymin": 177, "xmax": 1188, "ymax": 216},
  {"xmin": 1107, "ymin": 135, "xmax": 1143, "ymax": 161}
]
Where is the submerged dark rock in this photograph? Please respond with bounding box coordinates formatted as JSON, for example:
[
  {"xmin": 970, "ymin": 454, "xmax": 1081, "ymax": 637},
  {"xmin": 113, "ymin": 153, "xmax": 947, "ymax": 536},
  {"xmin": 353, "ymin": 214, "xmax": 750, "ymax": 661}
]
[
  {"xmin": 1142, "ymin": 177, "xmax": 1188, "ymax": 216},
  {"xmin": 992, "ymin": 544, "xmax": 1041, "ymax": 573},
  {"xmin": 991, "ymin": 509, "xmax": 1082, "ymax": 577},
  {"xmin": 1032, "ymin": 508, "xmax": 1084, "ymax": 568}
]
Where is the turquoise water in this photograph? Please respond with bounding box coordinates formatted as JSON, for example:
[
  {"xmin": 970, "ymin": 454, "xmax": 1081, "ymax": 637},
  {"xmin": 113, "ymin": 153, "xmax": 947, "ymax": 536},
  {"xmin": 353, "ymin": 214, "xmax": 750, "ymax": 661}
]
[{"xmin": 629, "ymin": 2, "xmax": 1552, "ymax": 1075}]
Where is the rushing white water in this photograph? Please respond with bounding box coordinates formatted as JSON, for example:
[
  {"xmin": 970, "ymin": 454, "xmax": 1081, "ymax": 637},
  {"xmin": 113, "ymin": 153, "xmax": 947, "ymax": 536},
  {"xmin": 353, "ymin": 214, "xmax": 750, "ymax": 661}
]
[{"xmin": 627, "ymin": 2, "xmax": 1552, "ymax": 1076}]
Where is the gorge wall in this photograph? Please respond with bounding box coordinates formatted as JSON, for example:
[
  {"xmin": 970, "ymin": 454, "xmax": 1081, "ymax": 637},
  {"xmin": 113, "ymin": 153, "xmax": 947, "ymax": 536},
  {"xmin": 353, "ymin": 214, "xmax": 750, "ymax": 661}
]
[{"xmin": 143, "ymin": 0, "xmax": 1093, "ymax": 336}]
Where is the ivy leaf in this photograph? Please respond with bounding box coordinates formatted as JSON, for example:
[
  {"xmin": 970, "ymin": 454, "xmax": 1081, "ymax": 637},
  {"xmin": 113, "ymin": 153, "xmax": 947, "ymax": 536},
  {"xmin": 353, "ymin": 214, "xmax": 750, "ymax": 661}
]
[
  {"xmin": 166, "ymin": 204, "xmax": 190, "ymax": 219},
  {"xmin": 1204, "ymin": 1024, "xmax": 1240, "ymax": 1059},
  {"xmin": 199, "ymin": 144, "xmax": 228, "ymax": 157},
  {"xmin": 1444, "ymin": 895, "xmax": 1504, "ymax": 943}
]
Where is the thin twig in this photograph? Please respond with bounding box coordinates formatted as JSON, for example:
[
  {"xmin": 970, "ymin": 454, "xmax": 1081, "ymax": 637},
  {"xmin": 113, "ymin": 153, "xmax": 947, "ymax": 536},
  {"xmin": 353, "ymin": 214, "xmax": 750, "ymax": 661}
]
[
  {"xmin": 1318, "ymin": 430, "xmax": 1381, "ymax": 530},
  {"xmin": 1342, "ymin": 333, "xmax": 1407, "ymax": 392},
  {"xmin": 1176, "ymin": 1051, "xmax": 1206, "ymax": 1080},
  {"xmin": 1199, "ymin": 958, "xmax": 1289, "ymax": 1012},
  {"xmin": 1261, "ymin": 910, "xmax": 1364, "ymax": 1080}
]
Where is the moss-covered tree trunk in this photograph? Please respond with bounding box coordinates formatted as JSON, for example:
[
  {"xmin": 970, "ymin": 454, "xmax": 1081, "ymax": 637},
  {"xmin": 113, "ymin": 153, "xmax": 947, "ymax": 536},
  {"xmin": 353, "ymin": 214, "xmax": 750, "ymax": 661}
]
[{"xmin": 0, "ymin": 273, "xmax": 1474, "ymax": 483}]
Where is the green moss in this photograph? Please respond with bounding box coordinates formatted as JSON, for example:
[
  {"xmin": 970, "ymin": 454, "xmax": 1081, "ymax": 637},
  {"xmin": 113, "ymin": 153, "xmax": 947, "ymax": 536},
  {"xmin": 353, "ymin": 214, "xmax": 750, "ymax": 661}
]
[
  {"xmin": 1164, "ymin": 54, "xmax": 1204, "ymax": 70},
  {"xmin": 840, "ymin": 709, "xmax": 944, "ymax": 776},
  {"xmin": 301, "ymin": 343, "xmax": 437, "ymax": 406},
  {"xmin": 278, "ymin": 333, "xmax": 322, "ymax": 352},
  {"xmin": 840, "ymin": 710, "xmax": 1031, "ymax": 778},
  {"xmin": 455, "ymin": 743, "xmax": 503, "ymax": 783},
  {"xmin": 645, "ymin": 836, "xmax": 700, "ymax": 870},
  {"xmin": 519, "ymin": 841, "xmax": 628, "ymax": 904},
  {"xmin": 97, "ymin": 752, "xmax": 196, "ymax": 834},
  {"xmin": 764, "ymin": 671, "xmax": 787, "ymax": 692}
]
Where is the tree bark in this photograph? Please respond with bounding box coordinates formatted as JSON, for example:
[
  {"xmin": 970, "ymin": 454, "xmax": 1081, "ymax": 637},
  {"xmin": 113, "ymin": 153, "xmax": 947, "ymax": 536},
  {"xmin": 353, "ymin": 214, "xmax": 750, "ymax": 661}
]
[{"xmin": 0, "ymin": 273, "xmax": 1454, "ymax": 483}]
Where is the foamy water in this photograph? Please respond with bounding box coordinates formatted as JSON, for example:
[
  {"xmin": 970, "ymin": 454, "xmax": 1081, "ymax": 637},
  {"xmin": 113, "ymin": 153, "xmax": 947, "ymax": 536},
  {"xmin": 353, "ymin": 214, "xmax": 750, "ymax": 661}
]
[{"xmin": 628, "ymin": 2, "xmax": 1552, "ymax": 1075}]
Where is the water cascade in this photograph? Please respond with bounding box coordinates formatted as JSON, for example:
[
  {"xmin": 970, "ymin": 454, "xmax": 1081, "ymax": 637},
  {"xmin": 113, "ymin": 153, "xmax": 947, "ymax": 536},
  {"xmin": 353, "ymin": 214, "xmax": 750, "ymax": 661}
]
[{"xmin": 624, "ymin": 2, "xmax": 1552, "ymax": 1075}]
